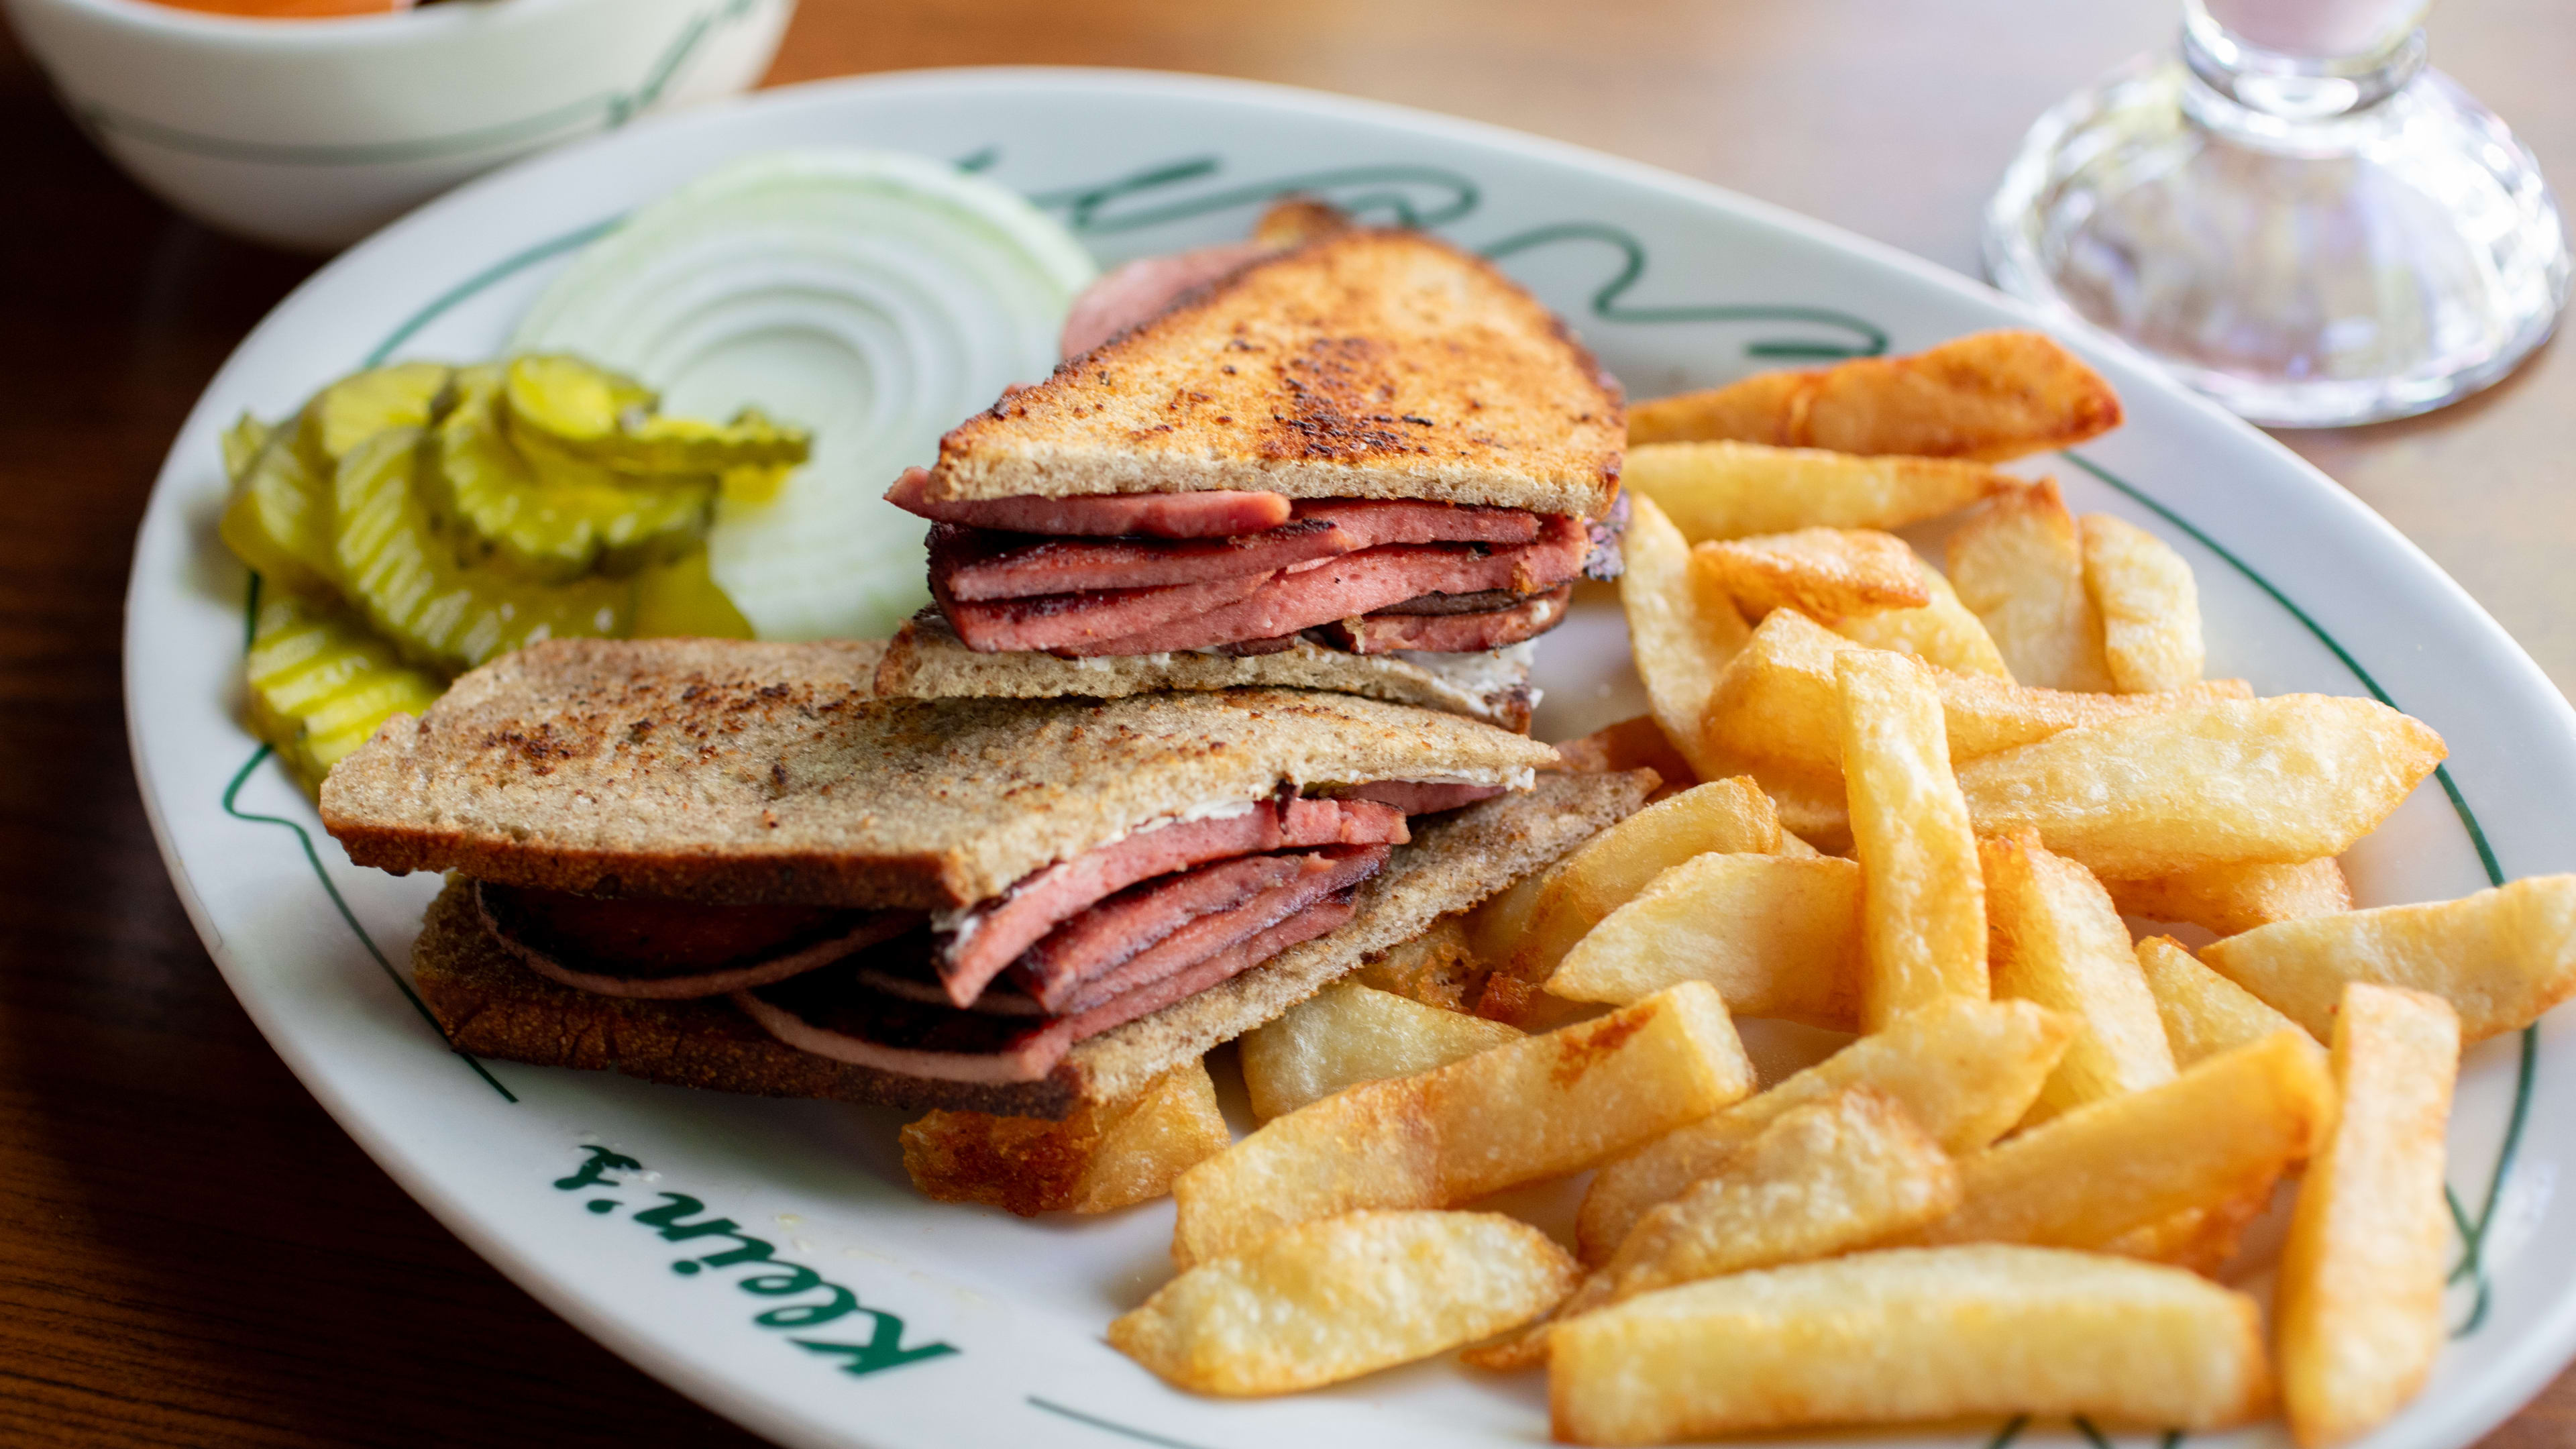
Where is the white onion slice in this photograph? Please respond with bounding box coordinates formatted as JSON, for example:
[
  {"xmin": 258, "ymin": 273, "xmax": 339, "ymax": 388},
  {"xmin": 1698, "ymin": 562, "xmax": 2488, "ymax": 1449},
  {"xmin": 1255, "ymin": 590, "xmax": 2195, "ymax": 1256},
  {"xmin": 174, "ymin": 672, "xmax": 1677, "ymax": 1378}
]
[{"xmin": 511, "ymin": 149, "xmax": 1095, "ymax": 639}]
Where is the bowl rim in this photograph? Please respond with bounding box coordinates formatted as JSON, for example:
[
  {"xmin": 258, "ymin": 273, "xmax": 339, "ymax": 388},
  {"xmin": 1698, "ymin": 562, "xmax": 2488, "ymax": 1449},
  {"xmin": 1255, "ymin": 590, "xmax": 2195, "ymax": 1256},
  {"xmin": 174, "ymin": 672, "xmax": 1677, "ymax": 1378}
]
[{"xmin": 25, "ymin": 0, "xmax": 598, "ymax": 49}]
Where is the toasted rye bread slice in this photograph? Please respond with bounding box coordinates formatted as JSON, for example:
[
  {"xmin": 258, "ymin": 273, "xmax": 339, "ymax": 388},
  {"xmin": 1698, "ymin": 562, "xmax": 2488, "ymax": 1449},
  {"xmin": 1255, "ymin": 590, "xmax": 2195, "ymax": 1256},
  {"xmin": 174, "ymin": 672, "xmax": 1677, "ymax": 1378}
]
[
  {"xmin": 414, "ymin": 769, "xmax": 1656, "ymax": 1116},
  {"xmin": 320, "ymin": 637, "xmax": 1558, "ymax": 911},
  {"xmin": 927, "ymin": 227, "xmax": 1624, "ymax": 517},
  {"xmin": 873, "ymin": 613, "xmax": 1536, "ymax": 731}
]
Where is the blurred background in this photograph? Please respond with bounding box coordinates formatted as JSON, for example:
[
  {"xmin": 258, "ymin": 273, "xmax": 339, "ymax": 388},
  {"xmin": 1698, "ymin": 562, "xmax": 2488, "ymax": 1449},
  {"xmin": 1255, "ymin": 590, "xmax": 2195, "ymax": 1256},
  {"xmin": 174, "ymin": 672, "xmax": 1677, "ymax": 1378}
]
[{"xmin": 2, "ymin": 1, "xmax": 2566, "ymax": 1444}]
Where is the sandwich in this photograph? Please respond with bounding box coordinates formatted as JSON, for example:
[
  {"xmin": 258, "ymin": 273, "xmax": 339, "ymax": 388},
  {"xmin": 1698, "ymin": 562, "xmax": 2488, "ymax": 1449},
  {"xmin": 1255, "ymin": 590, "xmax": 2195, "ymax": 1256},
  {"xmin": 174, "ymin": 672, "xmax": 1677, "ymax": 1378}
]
[
  {"xmin": 319, "ymin": 637, "xmax": 1651, "ymax": 1116},
  {"xmin": 873, "ymin": 208, "xmax": 1627, "ymax": 731}
]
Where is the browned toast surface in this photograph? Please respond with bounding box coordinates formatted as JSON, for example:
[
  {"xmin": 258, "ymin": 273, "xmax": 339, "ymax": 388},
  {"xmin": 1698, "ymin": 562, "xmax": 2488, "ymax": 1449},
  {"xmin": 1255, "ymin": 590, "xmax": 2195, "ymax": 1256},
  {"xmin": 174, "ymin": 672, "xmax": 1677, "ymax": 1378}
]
[
  {"xmin": 416, "ymin": 769, "xmax": 1656, "ymax": 1116},
  {"xmin": 928, "ymin": 227, "xmax": 1623, "ymax": 517},
  {"xmin": 321, "ymin": 638, "xmax": 1558, "ymax": 910}
]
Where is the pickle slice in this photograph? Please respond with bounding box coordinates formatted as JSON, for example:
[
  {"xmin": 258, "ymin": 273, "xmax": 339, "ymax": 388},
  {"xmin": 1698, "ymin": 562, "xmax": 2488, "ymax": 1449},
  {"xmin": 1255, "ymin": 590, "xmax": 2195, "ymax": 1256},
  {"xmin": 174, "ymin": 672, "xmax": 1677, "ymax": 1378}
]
[
  {"xmin": 221, "ymin": 413, "xmax": 272, "ymax": 483},
  {"xmin": 218, "ymin": 421, "xmax": 339, "ymax": 594},
  {"xmin": 425, "ymin": 370, "xmax": 714, "ymax": 582},
  {"xmin": 335, "ymin": 425, "xmax": 630, "ymax": 672},
  {"xmin": 502, "ymin": 352, "xmax": 657, "ymax": 443},
  {"xmin": 504, "ymin": 352, "xmax": 811, "ymax": 474},
  {"xmin": 303, "ymin": 360, "xmax": 453, "ymax": 465},
  {"xmin": 631, "ymin": 547, "xmax": 755, "ymax": 639},
  {"xmin": 243, "ymin": 593, "xmax": 445, "ymax": 793}
]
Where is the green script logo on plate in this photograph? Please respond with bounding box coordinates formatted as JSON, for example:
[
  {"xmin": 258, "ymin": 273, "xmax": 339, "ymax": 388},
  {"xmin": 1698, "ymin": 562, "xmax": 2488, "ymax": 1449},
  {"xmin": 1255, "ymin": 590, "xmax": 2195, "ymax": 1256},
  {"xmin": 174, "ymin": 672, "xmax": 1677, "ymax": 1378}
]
[{"xmin": 555, "ymin": 1144, "xmax": 959, "ymax": 1378}]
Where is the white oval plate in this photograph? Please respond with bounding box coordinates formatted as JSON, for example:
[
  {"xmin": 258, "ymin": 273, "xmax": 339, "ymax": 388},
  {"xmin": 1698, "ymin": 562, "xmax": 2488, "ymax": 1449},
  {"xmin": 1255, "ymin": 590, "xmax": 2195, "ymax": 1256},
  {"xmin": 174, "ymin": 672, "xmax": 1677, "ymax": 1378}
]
[{"xmin": 126, "ymin": 67, "xmax": 2576, "ymax": 1449}]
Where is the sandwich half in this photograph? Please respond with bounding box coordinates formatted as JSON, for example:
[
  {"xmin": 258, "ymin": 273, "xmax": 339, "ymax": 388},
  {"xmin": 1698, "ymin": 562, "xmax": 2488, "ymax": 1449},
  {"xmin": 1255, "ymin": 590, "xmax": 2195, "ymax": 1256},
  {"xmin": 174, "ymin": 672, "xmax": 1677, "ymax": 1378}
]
[
  {"xmin": 874, "ymin": 214, "xmax": 1626, "ymax": 731},
  {"xmin": 321, "ymin": 638, "xmax": 1649, "ymax": 1116}
]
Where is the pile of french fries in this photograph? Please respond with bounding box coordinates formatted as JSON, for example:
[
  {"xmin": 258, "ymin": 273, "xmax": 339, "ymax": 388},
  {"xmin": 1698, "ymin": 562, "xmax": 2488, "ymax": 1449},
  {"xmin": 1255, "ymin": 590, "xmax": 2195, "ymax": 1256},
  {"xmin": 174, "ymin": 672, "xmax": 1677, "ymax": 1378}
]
[{"xmin": 903, "ymin": 332, "xmax": 2576, "ymax": 1447}]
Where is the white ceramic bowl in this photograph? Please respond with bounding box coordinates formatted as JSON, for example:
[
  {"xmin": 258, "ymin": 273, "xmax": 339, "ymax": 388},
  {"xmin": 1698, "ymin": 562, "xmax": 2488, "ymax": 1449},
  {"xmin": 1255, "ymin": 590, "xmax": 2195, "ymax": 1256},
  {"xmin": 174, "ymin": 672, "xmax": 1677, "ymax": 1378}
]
[{"xmin": 3, "ymin": 0, "xmax": 796, "ymax": 251}]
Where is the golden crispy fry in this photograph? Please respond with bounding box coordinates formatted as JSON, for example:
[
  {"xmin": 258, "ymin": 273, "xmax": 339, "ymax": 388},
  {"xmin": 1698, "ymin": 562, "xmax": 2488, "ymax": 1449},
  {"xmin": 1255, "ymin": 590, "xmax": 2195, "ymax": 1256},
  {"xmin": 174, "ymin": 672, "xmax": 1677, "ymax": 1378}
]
[
  {"xmin": 2104, "ymin": 857, "xmax": 2353, "ymax": 937},
  {"xmin": 2080, "ymin": 513, "xmax": 2205, "ymax": 692},
  {"xmin": 1555, "ymin": 714, "xmax": 1698, "ymax": 799},
  {"xmin": 1110, "ymin": 1210, "xmax": 1579, "ymax": 1395},
  {"xmin": 1955, "ymin": 695, "xmax": 2448, "ymax": 877},
  {"xmin": 1545, "ymin": 853, "xmax": 1862, "ymax": 1030},
  {"xmin": 1981, "ymin": 829, "xmax": 2176, "ymax": 1122},
  {"xmin": 2104, "ymin": 1189, "xmax": 2273, "ymax": 1279},
  {"xmin": 1946, "ymin": 479, "xmax": 2116, "ymax": 692},
  {"xmin": 1690, "ymin": 529, "xmax": 1929, "ymax": 625},
  {"xmin": 1547, "ymin": 1246, "xmax": 2268, "ymax": 1444},
  {"xmin": 2136, "ymin": 934, "xmax": 2317, "ymax": 1065},
  {"xmin": 1705, "ymin": 608, "xmax": 2250, "ymax": 777},
  {"xmin": 1621, "ymin": 495, "xmax": 1749, "ymax": 782},
  {"xmin": 1241, "ymin": 983, "xmax": 1521, "ymax": 1120},
  {"xmin": 1838, "ymin": 650, "xmax": 1987, "ymax": 1030},
  {"xmin": 1468, "ymin": 1087, "xmax": 1957, "ymax": 1372},
  {"xmin": 2277, "ymin": 984, "xmax": 2462, "ymax": 1447},
  {"xmin": 1462, "ymin": 868, "xmax": 1551, "ymax": 971},
  {"xmin": 1833, "ymin": 555, "xmax": 2012, "ymax": 678},
  {"xmin": 1621, "ymin": 441, "xmax": 2010, "ymax": 541},
  {"xmin": 1698, "ymin": 737, "xmax": 1855, "ymax": 854},
  {"xmin": 2202, "ymin": 875, "xmax": 2576, "ymax": 1042},
  {"xmin": 1627, "ymin": 330, "xmax": 2125, "ymax": 462},
  {"xmin": 1578, "ymin": 997, "xmax": 2071, "ymax": 1264},
  {"xmin": 1501, "ymin": 777, "xmax": 1782, "ymax": 986},
  {"xmin": 1172, "ymin": 984, "xmax": 1752, "ymax": 1267},
  {"xmin": 900, "ymin": 1061, "xmax": 1230, "ymax": 1216},
  {"xmin": 1349, "ymin": 914, "xmax": 1483, "ymax": 1012},
  {"xmin": 1917, "ymin": 1030, "xmax": 2331, "ymax": 1250}
]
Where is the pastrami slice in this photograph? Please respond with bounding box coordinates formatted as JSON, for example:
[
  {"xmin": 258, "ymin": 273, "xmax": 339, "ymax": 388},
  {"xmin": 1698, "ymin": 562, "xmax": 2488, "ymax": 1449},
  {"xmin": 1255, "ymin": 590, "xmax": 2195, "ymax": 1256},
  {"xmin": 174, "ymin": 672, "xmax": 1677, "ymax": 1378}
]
[
  {"xmin": 934, "ymin": 797, "xmax": 1407, "ymax": 1005},
  {"xmin": 936, "ymin": 568, "xmax": 1273, "ymax": 653},
  {"xmin": 1316, "ymin": 586, "xmax": 1572, "ymax": 655},
  {"xmin": 1326, "ymin": 782, "xmax": 1507, "ymax": 815},
  {"xmin": 1010, "ymin": 851, "xmax": 1314, "ymax": 1009},
  {"xmin": 932, "ymin": 519, "xmax": 1353, "ymax": 601},
  {"xmin": 1049, "ymin": 846, "xmax": 1387, "ymax": 1015},
  {"xmin": 887, "ymin": 466, "xmax": 1291, "ymax": 539},
  {"xmin": 1291, "ymin": 498, "xmax": 1546, "ymax": 547}
]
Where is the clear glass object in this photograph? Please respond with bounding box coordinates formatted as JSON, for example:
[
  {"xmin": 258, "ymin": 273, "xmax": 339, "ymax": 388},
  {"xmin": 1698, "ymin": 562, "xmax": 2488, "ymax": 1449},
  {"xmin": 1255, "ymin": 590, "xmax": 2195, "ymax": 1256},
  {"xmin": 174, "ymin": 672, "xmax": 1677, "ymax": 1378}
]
[{"xmin": 1985, "ymin": 0, "xmax": 2570, "ymax": 427}]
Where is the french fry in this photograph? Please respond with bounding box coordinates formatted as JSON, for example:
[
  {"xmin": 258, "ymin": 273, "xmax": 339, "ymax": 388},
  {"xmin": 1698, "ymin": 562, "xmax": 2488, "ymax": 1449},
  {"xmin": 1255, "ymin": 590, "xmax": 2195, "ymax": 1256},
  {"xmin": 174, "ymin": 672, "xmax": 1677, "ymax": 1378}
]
[
  {"xmin": 1555, "ymin": 714, "xmax": 1698, "ymax": 798},
  {"xmin": 2136, "ymin": 934, "xmax": 2318, "ymax": 1065},
  {"xmin": 1916, "ymin": 1030, "xmax": 2331, "ymax": 1251},
  {"xmin": 2104, "ymin": 857, "xmax": 2353, "ymax": 938},
  {"xmin": 1703, "ymin": 607, "xmax": 2251, "ymax": 777},
  {"xmin": 1501, "ymin": 777, "xmax": 1783, "ymax": 986},
  {"xmin": 1946, "ymin": 479, "xmax": 2116, "ymax": 692},
  {"xmin": 1954, "ymin": 695, "xmax": 2448, "ymax": 877},
  {"xmin": 2104, "ymin": 1189, "xmax": 2274, "ymax": 1278},
  {"xmin": 1833, "ymin": 555, "xmax": 2012, "ymax": 678},
  {"xmin": 1690, "ymin": 528, "xmax": 1929, "ymax": 624},
  {"xmin": 1348, "ymin": 914, "xmax": 1483, "ymax": 1012},
  {"xmin": 1699, "ymin": 737, "xmax": 1855, "ymax": 853},
  {"xmin": 1547, "ymin": 1246, "xmax": 2269, "ymax": 1444},
  {"xmin": 900, "ymin": 1061, "xmax": 1231, "ymax": 1216},
  {"xmin": 1171, "ymin": 984, "xmax": 1752, "ymax": 1267},
  {"xmin": 1544, "ymin": 853, "xmax": 1862, "ymax": 1030},
  {"xmin": 1467, "ymin": 1087, "xmax": 1957, "ymax": 1372},
  {"xmin": 2081, "ymin": 513, "xmax": 2205, "ymax": 692},
  {"xmin": 1109, "ymin": 1210, "xmax": 1578, "ymax": 1395},
  {"xmin": 1621, "ymin": 494, "xmax": 1749, "ymax": 782},
  {"xmin": 1462, "ymin": 868, "xmax": 1550, "ymax": 971},
  {"xmin": 1578, "ymin": 997, "xmax": 2071, "ymax": 1264},
  {"xmin": 1981, "ymin": 829, "xmax": 2176, "ymax": 1122},
  {"xmin": 1838, "ymin": 650, "xmax": 1987, "ymax": 1030},
  {"xmin": 2275, "ymin": 984, "xmax": 2462, "ymax": 1447},
  {"xmin": 1626, "ymin": 330, "xmax": 2125, "ymax": 462},
  {"xmin": 1241, "ymin": 983, "xmax": 1521, "ymax": 1120},
  {"xmin": 1621, "ymin": 441, "xmax": 2010, "ymax": 541},
  {"xmin": 2202, "ymin": 875, "xmax": 2576, "ymax": 1042}
]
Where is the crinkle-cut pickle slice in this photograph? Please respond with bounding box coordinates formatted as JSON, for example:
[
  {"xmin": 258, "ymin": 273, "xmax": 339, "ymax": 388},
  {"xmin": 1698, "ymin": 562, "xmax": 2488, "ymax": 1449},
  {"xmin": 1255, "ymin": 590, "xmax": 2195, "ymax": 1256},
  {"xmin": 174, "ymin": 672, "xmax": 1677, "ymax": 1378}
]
[
  {"xmin": 244, "ymin": 592, "xmax": 445, "ymax": 793},
  {"xmin": 218, "ymin": 362, "xmax": 457, "ymax": 596},
  {"xmin": 334, "ymin": 425, "xmax": 629, "ymax": 672},
  {"xmin": 505, "ymin": 352, "xmax": 812, "ymax": 474},
  {"xmin": 427, "ymin": 369, "xmax": 713, "ymax": 582},
  {"xmin": 219, "ymin": 420, "xmax": 339, "ymax": 595},
  {"xmin": 303, "ymin": 360, "xmax": 453, "ymax": 465},
  {"xmin": 631, "ymin": 547, "xmax": 755, "ymax": 640}
]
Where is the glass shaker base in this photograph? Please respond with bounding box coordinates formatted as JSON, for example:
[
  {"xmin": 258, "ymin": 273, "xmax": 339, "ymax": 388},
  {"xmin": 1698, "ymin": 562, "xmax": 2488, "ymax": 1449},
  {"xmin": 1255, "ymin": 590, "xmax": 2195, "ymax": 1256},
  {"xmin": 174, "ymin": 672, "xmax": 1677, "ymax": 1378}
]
[{"xmin": 1985, "ymin": 55, "xmax": 2569, "ymax": 428}]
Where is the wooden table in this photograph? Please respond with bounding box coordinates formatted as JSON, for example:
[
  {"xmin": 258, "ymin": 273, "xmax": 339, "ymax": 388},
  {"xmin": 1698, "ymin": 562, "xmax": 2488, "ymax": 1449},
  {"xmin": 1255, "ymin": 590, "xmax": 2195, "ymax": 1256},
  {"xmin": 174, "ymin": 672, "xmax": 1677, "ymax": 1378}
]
[{"xmin": 2, "ymin": 1, "xmax": 2566, "ymax": 1444}]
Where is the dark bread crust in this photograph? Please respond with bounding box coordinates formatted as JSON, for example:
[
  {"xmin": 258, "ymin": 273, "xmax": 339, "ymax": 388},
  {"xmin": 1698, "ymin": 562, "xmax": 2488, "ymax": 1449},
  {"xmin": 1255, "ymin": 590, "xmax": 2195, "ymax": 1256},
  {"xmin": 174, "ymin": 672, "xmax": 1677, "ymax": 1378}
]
[
  {"xmin": 929, "ymin": 227, "xmax": 1625, "ymax": 517},
  {"xmin": 321, "ymin": 638, "xmax": 1555, "ymax": 910},
  {"xmin": 415, "ymin": 769, "xmax": 1655, "ymax": 1116}
]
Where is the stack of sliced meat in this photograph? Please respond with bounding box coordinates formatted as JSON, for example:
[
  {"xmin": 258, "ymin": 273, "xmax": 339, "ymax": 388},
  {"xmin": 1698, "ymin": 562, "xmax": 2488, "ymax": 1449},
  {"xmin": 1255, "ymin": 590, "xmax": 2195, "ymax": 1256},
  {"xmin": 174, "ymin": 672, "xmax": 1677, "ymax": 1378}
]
[
  {"xmin": 474, "ymin": 788, "xmax": 1498, "ymax": 1084},
  {"xmin": 889, "ymin": 469, "xmax": 1599, "ymax": 657}
]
